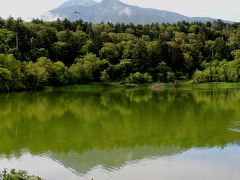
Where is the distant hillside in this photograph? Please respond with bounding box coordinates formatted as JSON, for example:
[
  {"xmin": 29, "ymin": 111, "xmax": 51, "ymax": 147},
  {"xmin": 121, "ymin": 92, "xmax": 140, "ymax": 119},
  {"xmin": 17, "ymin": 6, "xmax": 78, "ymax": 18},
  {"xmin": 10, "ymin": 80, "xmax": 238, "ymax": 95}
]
[{"xmin": 46, "ymin": 0, "xmax": 220, "ymax": 24}]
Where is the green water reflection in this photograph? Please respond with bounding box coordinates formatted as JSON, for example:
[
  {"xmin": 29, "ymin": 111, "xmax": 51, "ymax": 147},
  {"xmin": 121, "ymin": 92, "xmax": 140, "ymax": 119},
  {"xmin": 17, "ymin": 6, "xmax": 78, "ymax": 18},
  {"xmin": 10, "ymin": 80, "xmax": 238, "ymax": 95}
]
[{"xmin": 0, "ymin": 86, "xmax": 240, "ymax": 177}]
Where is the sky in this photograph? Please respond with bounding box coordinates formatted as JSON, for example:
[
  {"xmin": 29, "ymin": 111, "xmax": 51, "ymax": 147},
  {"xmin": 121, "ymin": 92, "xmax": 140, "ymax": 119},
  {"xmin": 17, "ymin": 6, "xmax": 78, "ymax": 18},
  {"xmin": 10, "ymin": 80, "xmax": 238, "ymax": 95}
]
[{"xmin": 0, "ymin": 0, "xmax": 239, "ymax": 22}]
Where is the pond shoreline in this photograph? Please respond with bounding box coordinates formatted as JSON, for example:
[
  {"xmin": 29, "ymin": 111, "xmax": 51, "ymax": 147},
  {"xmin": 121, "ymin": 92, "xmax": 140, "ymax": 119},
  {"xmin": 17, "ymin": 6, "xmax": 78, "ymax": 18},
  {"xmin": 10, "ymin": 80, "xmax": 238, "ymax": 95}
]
[{"xmin": 1, "ymin": 82, "xmax": 240, "ymax": 93}]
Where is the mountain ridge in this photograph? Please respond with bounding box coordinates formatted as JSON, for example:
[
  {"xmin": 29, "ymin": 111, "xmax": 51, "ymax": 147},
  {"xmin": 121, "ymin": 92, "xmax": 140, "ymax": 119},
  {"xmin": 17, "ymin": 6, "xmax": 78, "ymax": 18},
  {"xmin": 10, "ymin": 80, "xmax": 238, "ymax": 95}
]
[{"xmin": 46, "ymin": 0, "xmax": 225, "ymax": 24}]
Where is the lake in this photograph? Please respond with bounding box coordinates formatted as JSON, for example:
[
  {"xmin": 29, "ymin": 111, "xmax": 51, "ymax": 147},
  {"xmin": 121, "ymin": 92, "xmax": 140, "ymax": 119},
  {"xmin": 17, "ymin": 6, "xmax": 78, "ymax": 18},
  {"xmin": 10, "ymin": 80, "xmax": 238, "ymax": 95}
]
[{"xmin": 0, "ymin": 85, "xmax": 240, "ymax": 180}]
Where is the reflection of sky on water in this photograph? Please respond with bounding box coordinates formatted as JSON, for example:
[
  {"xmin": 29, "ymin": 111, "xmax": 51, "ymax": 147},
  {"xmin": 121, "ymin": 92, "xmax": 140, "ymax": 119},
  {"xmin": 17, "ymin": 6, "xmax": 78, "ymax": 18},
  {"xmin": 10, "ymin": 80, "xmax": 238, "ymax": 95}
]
[
  {"xmin": 0, "ymin": 153, "xmax": 80, "ymax": 180},
  {"xmin": 0, "ymin": 145, "xmax": 240, "ymax": 180}
]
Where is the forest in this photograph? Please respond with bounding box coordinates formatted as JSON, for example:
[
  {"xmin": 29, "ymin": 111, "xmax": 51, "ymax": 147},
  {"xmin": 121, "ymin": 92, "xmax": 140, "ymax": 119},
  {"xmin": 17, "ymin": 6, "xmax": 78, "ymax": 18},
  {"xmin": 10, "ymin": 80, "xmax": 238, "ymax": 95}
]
[{"xmin": 0, "ymin": 17, "xmax": 240, "ymax": 91}]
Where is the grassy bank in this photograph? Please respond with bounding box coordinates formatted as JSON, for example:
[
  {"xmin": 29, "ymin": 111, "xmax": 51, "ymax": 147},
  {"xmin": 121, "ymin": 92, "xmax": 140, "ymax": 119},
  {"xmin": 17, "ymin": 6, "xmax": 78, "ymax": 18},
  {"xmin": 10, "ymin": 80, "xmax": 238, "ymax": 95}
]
[
  {"xmin": 160, "ymin": 82, "xmax": 240, "ymax": 91},
  {"xmin": 1, "ymin": 82, "xmax": 240, "ymax": 94},
  {"xmin": 45, "ymin": 82, "xmax": 240, "ymax": 93}
]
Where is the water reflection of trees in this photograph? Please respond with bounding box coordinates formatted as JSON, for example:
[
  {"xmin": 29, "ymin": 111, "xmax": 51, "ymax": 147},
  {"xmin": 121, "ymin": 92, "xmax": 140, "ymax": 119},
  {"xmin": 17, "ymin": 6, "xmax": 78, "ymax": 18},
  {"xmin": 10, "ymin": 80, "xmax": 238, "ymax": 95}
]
[{"xmin": 0, "ymin": 88, "xmax": 240, "ymax": 155}]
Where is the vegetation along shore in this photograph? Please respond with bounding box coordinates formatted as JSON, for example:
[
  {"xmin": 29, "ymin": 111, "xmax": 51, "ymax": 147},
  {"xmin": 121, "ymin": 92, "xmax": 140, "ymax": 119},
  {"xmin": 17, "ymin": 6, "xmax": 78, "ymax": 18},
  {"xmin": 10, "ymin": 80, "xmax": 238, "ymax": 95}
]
[{"xmin": 0, "ymin": 17, "xmax": 240, "ymax": 91}]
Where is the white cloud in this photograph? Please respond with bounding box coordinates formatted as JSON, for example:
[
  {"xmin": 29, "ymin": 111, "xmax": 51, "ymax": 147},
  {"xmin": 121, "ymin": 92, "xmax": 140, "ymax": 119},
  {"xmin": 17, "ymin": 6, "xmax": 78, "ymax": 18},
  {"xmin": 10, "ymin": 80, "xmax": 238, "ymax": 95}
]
[
  {"xmin": 123, "ymin": 7, "xmax": 132, "ymax": 17},
  {"xmin": 113, "ymin": 6, "xmax": 132, "ymax": 17},
  {"xmin": 41, "ymin": 12, "xmax": 66, "ymax": 21},
  {"xmin": 0, "ymin": 0, "xmax": 65, "ymax": 19}
]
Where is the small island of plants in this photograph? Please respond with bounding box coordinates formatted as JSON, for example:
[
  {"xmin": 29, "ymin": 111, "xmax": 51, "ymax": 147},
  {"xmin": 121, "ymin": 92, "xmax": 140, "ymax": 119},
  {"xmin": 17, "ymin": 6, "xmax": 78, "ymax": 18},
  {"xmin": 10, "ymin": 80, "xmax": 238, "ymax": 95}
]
[{"xmin": 0, "ymin": 169, "xmax": 42, "ymax": 180}]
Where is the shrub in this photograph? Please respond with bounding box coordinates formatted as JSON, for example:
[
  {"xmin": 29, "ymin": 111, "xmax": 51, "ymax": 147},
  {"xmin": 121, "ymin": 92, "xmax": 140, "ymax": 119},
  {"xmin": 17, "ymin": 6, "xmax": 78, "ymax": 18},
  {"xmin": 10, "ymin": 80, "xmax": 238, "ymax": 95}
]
[
  {"xmin": 0, "ymin": 169, "xmax": 42, "ymax": 180},
  {"xmin": 126, "ymin": 72, "xmax": 152, "ymax": 84}
]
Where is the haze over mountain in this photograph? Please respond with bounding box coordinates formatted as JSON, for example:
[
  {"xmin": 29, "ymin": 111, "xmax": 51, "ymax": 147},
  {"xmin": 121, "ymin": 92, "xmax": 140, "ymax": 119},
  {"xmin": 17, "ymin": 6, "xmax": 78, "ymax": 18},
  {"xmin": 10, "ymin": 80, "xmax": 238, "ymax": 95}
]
[{"xmin": 46, "ymin": 0, "xmax": 221, "ymax": 24}]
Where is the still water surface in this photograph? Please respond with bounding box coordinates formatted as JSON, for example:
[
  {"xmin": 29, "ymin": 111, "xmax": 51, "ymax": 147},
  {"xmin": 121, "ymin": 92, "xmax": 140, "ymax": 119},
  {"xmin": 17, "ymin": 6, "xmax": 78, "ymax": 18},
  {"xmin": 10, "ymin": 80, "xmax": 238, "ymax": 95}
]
[{"xmin": 0, "ymin": 85, "xmax": 240, "ymax": 180}]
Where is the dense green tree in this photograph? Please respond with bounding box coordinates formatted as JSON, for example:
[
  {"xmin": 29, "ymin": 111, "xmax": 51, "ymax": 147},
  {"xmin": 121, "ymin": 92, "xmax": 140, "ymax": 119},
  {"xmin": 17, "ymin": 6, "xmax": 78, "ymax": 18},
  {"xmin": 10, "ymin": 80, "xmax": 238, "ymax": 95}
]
[
  {"xmin": 231, "ymin": 49, "xmax": 240, "ymax": 59},
  {"xmin": 0, "ymin": 67, "xmax": 12, "ymax": 90},
  {"xmin": 51, "ymin": 61, "xmax": 68, "ymax": 85},
  {"xmin": 131, "ymin": 39, "xmax": 149, "ymax": 72},
  {"xmin": 24, "ymin": 60, "xmax": 49, "ymax": 89},
  {"xmin": 100, "ymin": 70, "xmax": 110, "ymax": 82},
  {"xmin": 100, "ymin": 43, "xmax": 120, "ymax": 64},
  {"xmin": 69, "ymin": 53, "xmax": 105, "ymax": 82},
  {"xmin": 193, "ymin": 59, "xmax": 240, "ymax": 83},
  {"xmin": 0, "ymin": 29, "xmax": 15, "ymax": 53},
  {"xmin": 0, "ymin": 18, "xmax": 240, "ymax": 91}
]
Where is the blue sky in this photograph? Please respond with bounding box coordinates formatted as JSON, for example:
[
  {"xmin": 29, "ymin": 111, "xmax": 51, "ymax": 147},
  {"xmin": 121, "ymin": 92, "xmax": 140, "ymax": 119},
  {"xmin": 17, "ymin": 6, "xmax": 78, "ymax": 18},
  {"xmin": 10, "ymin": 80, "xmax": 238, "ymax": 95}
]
[{"xmin": 0, "ymin": 0, "xmax": 239, "ymax": 22}]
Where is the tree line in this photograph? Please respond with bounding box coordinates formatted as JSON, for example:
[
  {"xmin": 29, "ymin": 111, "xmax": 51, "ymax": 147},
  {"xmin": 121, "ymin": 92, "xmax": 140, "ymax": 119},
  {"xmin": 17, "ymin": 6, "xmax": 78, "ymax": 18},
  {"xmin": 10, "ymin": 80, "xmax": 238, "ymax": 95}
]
[{"xmin": 0, "ymin": 17, "xmax": 240, "ymax": 91}]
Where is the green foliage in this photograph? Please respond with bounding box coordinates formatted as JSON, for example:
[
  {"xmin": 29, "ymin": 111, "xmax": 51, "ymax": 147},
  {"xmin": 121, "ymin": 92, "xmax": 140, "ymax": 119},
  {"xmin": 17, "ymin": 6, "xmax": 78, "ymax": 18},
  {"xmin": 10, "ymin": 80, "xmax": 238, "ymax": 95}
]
[
  {"xmin": 192, "ymin": 70, "xmax": 207, "ymax": 83},
  {"xmin": 193, "ymin": 59, "xmax": 240, "ymax": 83},
  {"xmin": 167, "ymin": 71, "xmax": 175, "ymax": 83},
  {"xmin": 0, "ymin": 29, "xmax": 15, "ymax": 53},
  {"xmin": 231, "ymin": 49, "xmax": 240, "ymax": 59},
  {"xmin": 0, "ymin": 18, "xmax": 240, "ymax": 91},
  {"xmin": 108, "ymin": 59, "xmax": 133, "ymax": 81},
  {"xmin": 0, "ymin": 67, "xmax": 12, "ymax": 90},
  {"xmin": 51, "ymin": 61, "xmax": 68, "ymax": 85},
  {"xmin": 100, "ymin": 43, "xmax": 120, "ymax": 64},
  {"xmin": 156, "ymin": 61, "xmax": 173, "ymax": 82},
  {"xmin": 0, "ymin": 169, "xmax": 42, "ymax": 180},
  {"xmin": 126, "ymin": 72, "xmax": 153, "ymax": 84},
  {"xmin": 69, "ymin": 53, "xmax": 105, "ymax": 82},
  {"xmin": 24, "ymin": 59, "xmax": 49, "ymax": 89},
  {"xmin": 0, "ymin": 54, "xmax": 25, "ymax": 90},
  {"xmin": 100, "ymin": 70, "xmax": 110, "ymax": 82}
]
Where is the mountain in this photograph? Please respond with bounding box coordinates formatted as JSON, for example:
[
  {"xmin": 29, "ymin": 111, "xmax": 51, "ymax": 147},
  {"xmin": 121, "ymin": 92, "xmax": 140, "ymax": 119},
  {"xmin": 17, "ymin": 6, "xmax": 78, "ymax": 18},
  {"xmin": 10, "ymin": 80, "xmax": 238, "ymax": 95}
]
[
  {"xmin": 58, "ymin": 0, "xmax": 97, "ymax": 8},
  {"xmin": 46, "ymin": 0, "xmax": 219, "ymax": 24}
]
